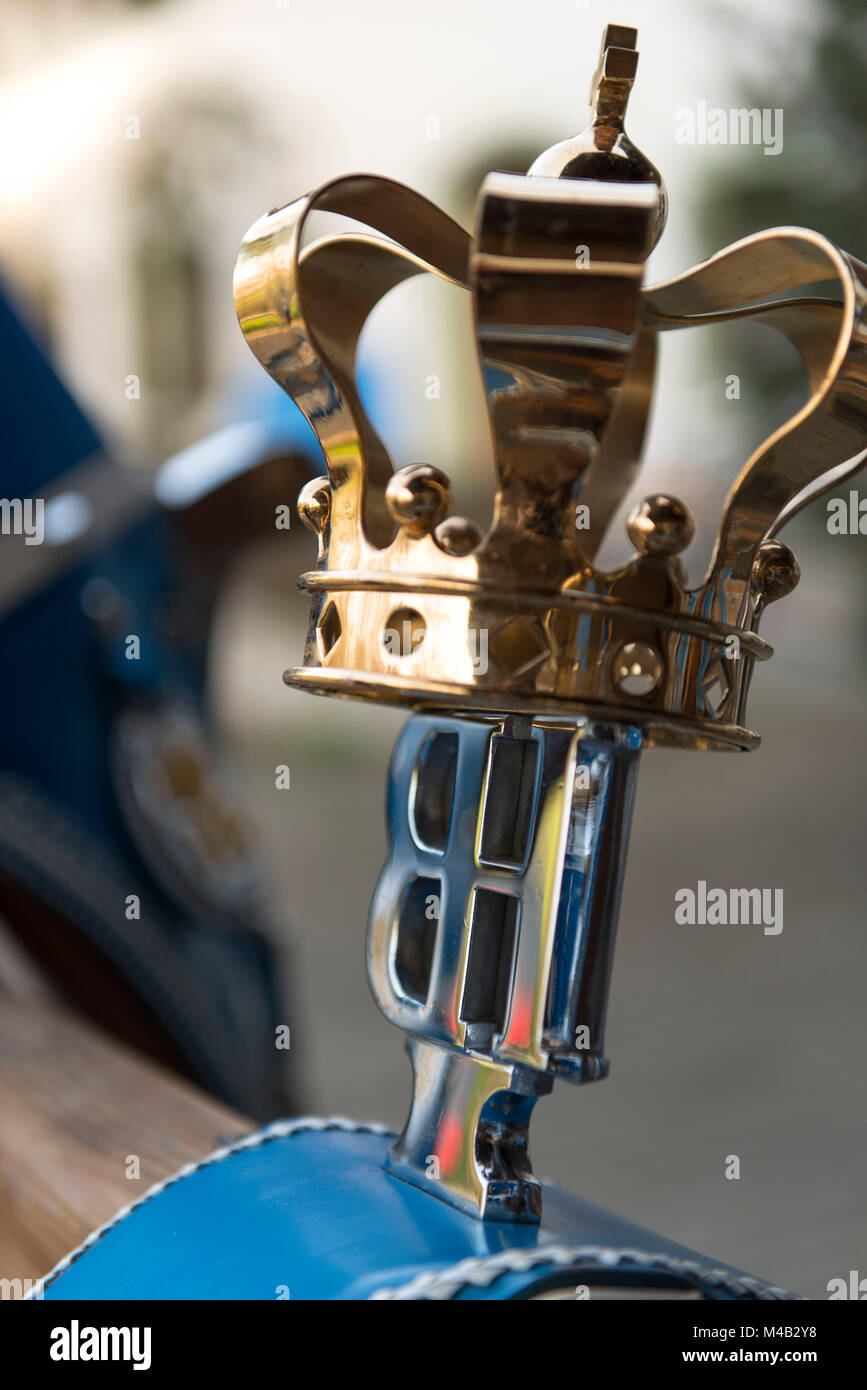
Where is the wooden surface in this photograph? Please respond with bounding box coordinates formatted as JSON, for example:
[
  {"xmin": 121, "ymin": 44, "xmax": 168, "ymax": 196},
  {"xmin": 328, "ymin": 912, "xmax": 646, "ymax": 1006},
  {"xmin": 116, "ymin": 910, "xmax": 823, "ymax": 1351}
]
[{"xmin": 0, "ymin": 951, "xmax": 250, "ymax": 1284}]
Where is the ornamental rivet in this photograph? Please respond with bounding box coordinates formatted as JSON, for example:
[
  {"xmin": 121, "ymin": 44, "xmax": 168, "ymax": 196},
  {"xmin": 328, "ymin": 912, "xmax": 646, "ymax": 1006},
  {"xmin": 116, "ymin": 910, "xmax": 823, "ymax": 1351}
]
[
  {"xmin": 386, "ymin": 465, "xmax": 451, "ymax": 537},
  {"xmin": 612, "ymin": 641, "xmax": 663, "ymax": 696},
  {"xmin": 627, "ymin": 494, "xmax": 695, "ymax": 557}
]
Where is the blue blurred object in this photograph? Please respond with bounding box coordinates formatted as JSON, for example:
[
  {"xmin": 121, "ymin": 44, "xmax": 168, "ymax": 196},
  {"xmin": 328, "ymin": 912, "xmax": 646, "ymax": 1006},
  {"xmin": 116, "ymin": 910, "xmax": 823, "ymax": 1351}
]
[{"xmin": 0, "ymin": 286, "xmax": 321, "ymax": 1118}]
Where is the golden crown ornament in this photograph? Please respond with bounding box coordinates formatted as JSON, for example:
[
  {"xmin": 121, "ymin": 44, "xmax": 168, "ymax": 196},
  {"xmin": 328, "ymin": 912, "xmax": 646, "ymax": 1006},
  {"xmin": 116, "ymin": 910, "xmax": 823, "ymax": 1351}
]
[{"xmin": 234, "ymin": 24, "xmax": 867, "ymax": 1222}]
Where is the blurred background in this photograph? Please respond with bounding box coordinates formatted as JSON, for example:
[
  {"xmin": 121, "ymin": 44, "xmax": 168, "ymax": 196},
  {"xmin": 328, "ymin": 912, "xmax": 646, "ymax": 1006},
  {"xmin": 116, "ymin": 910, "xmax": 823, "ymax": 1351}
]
[{"xmin": 0, "ymin": 0, "xmax": 864, "ymax": 1297}]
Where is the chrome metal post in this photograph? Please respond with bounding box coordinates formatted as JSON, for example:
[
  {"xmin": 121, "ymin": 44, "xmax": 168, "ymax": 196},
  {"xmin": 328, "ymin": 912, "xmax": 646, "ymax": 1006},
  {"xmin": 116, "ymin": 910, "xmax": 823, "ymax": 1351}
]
[{"xmin": 367, "ymin": 712, "xmax": 641, "ymax": 1220}]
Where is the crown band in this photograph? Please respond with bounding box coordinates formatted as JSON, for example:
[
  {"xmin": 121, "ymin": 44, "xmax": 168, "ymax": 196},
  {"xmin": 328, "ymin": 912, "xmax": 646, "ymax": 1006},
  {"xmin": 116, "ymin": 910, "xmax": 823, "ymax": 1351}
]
[{"xmin": 296, "ymin": 571, "xmax": 774, "ymax": 661}]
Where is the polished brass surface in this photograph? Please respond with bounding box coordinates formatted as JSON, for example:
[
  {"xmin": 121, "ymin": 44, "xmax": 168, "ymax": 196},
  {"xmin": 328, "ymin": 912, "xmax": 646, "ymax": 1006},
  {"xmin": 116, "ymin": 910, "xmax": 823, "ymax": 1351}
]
[{"xmin": 234, "ymin": 28, "xmax": 867, "ymax": 752}]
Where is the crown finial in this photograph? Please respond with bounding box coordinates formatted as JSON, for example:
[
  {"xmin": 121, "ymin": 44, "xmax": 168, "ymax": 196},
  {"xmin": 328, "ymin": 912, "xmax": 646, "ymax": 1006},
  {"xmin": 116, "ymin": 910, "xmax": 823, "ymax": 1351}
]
[{"xmin": 528, "ymin": 22, "xmax": 667, "ymax": 247}]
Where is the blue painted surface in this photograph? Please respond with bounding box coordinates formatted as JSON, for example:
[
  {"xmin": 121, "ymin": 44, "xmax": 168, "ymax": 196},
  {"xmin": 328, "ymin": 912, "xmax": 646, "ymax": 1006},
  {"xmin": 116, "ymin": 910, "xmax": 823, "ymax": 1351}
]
[
  {"xmin": 0, "ymin": 287, "xmax": 190, "ymax": 841},
  {"xmin": 44, "ymin": 1128, "xmax": 779, "ymax": 1300},
  {"xmin": 0, "ymin": 285, "xmax": 319, "ymax": 1116}
]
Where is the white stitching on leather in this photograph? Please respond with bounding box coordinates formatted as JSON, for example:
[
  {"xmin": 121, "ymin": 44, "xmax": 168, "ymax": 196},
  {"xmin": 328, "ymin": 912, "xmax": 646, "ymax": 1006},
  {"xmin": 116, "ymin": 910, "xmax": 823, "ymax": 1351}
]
[
  {"xmin": 25, "ymin": 1115, "xmax": 393, "ymax": 1300},
  {"xmin": 367, "ymin": 1243, "xmax": 798, "ymax": 1301},
  {"xmin": 29, "ymin": 1122, "xmax": 796, "ymax": 1303}
]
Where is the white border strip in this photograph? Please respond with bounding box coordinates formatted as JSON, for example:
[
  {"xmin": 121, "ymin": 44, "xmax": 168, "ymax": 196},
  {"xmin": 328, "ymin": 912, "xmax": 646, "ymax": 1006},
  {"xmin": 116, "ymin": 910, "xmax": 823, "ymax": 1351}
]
[{"xmin": 368, "ymin": 1243, "xmax": 798, "ymax": 1301}]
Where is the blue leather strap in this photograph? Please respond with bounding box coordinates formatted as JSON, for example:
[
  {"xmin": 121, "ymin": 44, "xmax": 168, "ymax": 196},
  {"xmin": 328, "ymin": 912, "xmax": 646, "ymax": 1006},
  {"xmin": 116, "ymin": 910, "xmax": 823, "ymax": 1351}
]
[{"xmin": 35, "ymin": 1119, "xmax": 795, "ymax": 1301}]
